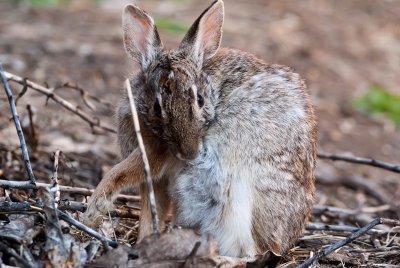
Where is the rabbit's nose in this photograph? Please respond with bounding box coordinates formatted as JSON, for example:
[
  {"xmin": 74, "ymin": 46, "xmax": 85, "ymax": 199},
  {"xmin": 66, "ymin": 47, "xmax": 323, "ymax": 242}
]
[{"xmin": 176, "ymin": 142, "xmax": 201, "ymax": 161}]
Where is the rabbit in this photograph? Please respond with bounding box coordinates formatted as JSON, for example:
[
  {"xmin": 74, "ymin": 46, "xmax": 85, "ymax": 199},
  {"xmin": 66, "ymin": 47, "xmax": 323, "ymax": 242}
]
[{"xmin": 82, "ymin": 0, "xmax": 317, "ymax": 258}]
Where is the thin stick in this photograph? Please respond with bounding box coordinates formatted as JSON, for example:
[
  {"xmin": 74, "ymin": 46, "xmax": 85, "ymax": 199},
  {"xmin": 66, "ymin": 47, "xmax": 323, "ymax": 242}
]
[
  {"xmin": 58, "ymin": 200, "xmax": 87, "ymax": 212},
  {"xmin": 0, "ymin": 200, "xmax": 140, "ymax": 219},
  {"xmin": 318, "ymin": 152, "xmax": 400, "ymax": 173},
  {"xmin": 15, "ymin": 77, "xmax": 28, "ymax": 105},
  {"xmin": 50, "ymin": 150, "xmax": 61, "ymax": 208},
  {"xmin": 0, "ymin": 180, "xmax": 51, "ymax": 189},
  {"xmin": 56, "ymin": 209, "xmax": 118, "ymax": 249},
  {"xmin": 182, "ymin": 241, "xmax": 201, "ymax": 268},
  {"xmin": 26, "ymin": 104, "xmax": 37, "ymax": 144},
  {"xmin": 4, "ymin": 71, "xmax": 116, "ymax": 134},
  {"xmin": 0, "ymin": 180, "xmax": 140, "ymax": 202},
  {"xmin": 305, "ymin": 222, "xmax": 394, "ymax": 235},
  {"xmin": 125, "ymin": 79, "xmax": 159, "ymax": 234},
  {"xmin": 297, "ymin": 218, "xmax": 400, "ymax": 268},
  {"xmin": 0, "ymin": 64, "xmax": 36, "ymax": 185},
  {"xmin": 56, "ymin": 82, "xmax": 113, "ymax": 110}
]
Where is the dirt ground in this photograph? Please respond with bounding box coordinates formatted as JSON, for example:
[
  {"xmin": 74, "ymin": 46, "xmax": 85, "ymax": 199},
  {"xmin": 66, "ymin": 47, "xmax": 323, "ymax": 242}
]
[{"xmin": 0, "ymin": 0, "xmax": 399, "ymax": 266}]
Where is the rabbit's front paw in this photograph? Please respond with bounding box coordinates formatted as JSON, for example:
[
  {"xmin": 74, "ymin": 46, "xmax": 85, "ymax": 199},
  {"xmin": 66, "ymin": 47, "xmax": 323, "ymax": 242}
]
[{"xmin": 82, "ymin": 198, "xmax": 113, "ymax": 228}]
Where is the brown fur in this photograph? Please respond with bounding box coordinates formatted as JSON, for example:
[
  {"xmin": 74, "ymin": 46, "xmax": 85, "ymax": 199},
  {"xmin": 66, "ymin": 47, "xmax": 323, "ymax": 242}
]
[{"xmin": 83, "ymin": 0, "xmax": 317, "ymax": 257}]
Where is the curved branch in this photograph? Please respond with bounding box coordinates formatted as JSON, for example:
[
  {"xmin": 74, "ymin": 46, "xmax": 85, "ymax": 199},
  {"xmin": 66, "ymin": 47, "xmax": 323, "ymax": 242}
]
[
  {"xmin": 4, "ymin": 71, "xmax": 116, "ymax": 134},
  {"xmin": 318, "ymin": 152, "xmax": 400, "ymax": 173}
]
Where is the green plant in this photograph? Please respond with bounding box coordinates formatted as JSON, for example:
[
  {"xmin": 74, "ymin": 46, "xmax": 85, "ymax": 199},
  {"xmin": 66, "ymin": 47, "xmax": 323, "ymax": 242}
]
[
  {"xmin": 354, "ymin": 85, "xmax": 400, "ymax": 126},
  {"xmin": 22, "ymin": 0, "xmax": 65, "ymax": 7},
  {"xmin": 155, "ymin": 18, "xmax": 188, "ymax": 34}
]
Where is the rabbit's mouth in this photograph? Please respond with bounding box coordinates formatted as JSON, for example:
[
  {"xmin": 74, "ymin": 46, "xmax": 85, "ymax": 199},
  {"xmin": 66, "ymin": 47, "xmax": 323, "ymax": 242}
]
[
  {"xmin": 173, "ymin": 150, "xmax": 198, "ymax": 161},
  {"xmin": 170, "ymin": 142, "xmax": 203, "ymax": 161},
  {"xmin": 175, "ymin": 152, "xmax": 187, "ymax": 161}
]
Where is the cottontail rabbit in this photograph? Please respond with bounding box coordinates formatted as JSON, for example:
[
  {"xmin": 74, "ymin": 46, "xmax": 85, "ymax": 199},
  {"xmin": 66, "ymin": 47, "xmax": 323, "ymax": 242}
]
[{"xmin": 83, "ymin": 0, "xmax": 317, "ymax": 258}]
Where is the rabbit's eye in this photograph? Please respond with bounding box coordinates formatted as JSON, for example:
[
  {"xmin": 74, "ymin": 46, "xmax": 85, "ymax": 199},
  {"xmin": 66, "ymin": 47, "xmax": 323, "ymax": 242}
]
[
  {"xmin": 197, "ymin": 92, "xmax": 204, "ymax": 108},
  {"xmin": 153, "ymin": 99, "xmax": 162, "ymax": 117}
]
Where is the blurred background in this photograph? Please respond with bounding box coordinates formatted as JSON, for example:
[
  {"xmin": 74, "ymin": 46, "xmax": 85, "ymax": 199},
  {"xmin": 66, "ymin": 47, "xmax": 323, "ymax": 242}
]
[{"xmin": 0, "ymin": 0, "xmax": 399, "ymax": 212}]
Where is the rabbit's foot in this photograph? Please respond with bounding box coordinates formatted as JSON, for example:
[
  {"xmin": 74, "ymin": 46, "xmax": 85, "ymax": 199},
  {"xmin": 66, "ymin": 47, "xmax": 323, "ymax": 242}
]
[{"xmin": 82, "ymin": 197, "xmax": 114, "ymax": 228}]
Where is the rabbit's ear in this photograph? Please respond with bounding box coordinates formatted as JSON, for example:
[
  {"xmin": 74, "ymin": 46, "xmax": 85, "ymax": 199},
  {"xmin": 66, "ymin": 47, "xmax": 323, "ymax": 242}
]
[
  {"xmin": 179, "ymin": 0, "xmax": 224, "ymax": 66},
  {"xmin": 123, "ymin": 4, "xmax": 162, "ymax": 69}
]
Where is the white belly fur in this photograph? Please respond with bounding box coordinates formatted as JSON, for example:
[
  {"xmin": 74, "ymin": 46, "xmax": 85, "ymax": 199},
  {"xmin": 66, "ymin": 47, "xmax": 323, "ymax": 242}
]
[{"xmin": 172, "ymin": 138, "xmax": 257, "ymax": 257}]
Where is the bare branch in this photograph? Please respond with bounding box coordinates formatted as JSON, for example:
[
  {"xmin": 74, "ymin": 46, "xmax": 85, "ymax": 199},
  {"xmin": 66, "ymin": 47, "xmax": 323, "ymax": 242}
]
[
  {"xmin": 56, "ymin": 209, "xmax": 118, "ymax": 249},
  {"xmin": 14, "ymin": 77, "xmax": 28, "ymax": 105},
  {"xmin": 0, "ymin": 201, "xmax": 42, "ymax": 214},
  {"xmin": 4, "ymin": 71, "xmax": 116, "ymax": 134},
  {"xmin": 0, "ymin": 64, "xmax": 36, "ymax": 185},
  {"xmin": 297, "ymin": 218, "xmax": 400, "ymax": 268},
  {"xmin": 58, "ymin": 200, "xmax": 87, "ymax": 212},
  {"xmin": 182, "ymin": 241, "xmax": 201, "ymax": 268},
  {"xmin": 0, "ymin": 200, "xmax": 140, "ymax": 219},
  {"xmin": 111, "ymin": 206, "xmax": 140, "ymax": 219},
  {"xmin": 305, "ymin": 222, "xmax": 398, "ymax": 235},
  {"xmin": 26, "ymin": 104, "xmax": 37, "ymax": 149},
  {"xmin": 56, "ymin": 82, "xmax": 113, "ymax": 110},
  {"xmin": 54, "ymin": 82, "xmax": 96, "ymax": 111},
  {"xmin": 318, "ymin": 152, "xmax": 400, "ymax": 173},
  {"xmin": 49, "ymin": 150, "xmax": 61, "ymax": 208},
  {"xmin": 0, "ymin": 179, "xmax": 41, "ymax": 189},
  {"xmin": 125, "ymin": 79, "xmax": 159, "ymax": 234},
  {"xmin": 0, "ymin": 179, "xmax": 140, "ymax": 202}
]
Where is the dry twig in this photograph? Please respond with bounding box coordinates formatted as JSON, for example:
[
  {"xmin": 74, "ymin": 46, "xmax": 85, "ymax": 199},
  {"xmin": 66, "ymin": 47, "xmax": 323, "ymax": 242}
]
[
  {"xmin": 318, "ymin": 152, "xmax": 400, "ymax": 173},
  {"xmin": 297, "ymin": 218, "xmax": 400, "ymax": 268},
  {"xmin": 0, "ymin": 65, "xmax": 36, "ymax": 185},
  {"xmin": 0, "ymin": 200, "xmax": 140, "ymax": 219},
  {"xmin": 0, "ymin": 180, "xmax": 140, "ymax": 202},
  {"xmin": 25, "ymin": 104, "xmax": 38, "ymax": 150},
  {"xmin": 54, "ymin": 82, "xmax": 113, "ymax": 110},
  {"xmin": 182, "ymin": 241, "xmax": 201, "ymax": 268},
  {"xmin": 56, "ymin": 209, "xmax": 118, "ymax": 249},
  {"xmin": 4, "ymin": 71, "xmax": 116, "ymax": 134},
  {"xmin": 305, "ymin": 222, "xmax": 396, "ymax": 235},
  {"xmin": 125, "ymin": 79, "xmax": 159, "ymax": 234},
  {"xmin": 49, "ymin": 150, "xmax": 61, "ymax": 208},
  {"xmin": 14, "ymin": 77, "xmax": 28, "ymax": 105}
]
